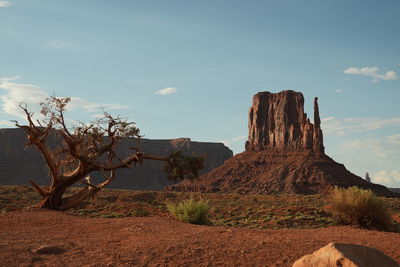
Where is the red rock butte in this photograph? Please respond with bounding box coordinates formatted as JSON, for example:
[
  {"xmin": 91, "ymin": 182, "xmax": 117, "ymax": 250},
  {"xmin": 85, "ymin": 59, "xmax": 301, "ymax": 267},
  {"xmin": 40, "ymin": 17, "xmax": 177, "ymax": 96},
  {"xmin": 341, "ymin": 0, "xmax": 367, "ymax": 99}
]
[{"xmin": 168, "ymin": 90, "xmax": 398, "ymax": 197}]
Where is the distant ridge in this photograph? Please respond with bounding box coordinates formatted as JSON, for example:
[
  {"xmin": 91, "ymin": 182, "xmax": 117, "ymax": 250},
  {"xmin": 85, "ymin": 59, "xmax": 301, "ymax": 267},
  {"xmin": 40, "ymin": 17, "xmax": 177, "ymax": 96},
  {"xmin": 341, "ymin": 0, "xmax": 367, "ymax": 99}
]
[{"xmin": 0, "ymin": 128, "xmax": 233, "ymax": 190}]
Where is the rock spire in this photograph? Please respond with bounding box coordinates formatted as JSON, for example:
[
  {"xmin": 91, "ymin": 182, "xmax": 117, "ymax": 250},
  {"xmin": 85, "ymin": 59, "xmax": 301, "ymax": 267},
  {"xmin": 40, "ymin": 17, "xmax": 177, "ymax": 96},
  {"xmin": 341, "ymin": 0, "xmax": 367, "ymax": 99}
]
[{"xmin": 245, "ymin": 90, "xmax": 324, "ymax": 153}]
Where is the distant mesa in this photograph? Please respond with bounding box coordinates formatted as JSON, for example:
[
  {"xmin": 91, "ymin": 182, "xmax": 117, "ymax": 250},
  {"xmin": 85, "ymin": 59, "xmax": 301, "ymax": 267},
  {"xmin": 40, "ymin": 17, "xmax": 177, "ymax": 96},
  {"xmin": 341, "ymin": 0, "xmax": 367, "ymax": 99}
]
[
  {"xmin": 0, "ymin": 129, "xmax": 232, "ymax": 190},
  {"xmin": 168, "ymin": 90, "xmax": 398, "ymax": 197}
]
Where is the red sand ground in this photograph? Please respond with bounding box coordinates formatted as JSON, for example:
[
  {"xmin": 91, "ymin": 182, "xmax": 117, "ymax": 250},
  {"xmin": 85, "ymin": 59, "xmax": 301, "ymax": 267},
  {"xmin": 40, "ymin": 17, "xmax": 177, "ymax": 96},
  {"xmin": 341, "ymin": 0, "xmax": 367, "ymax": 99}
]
[{"xmin": 1, "ymin": 209, "xmax": 399, "ymax": 267}]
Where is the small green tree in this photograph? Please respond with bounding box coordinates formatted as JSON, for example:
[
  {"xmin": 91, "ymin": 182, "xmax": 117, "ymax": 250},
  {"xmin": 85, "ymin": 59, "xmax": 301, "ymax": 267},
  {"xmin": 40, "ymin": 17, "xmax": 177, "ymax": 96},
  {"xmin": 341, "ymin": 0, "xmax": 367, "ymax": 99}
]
[
  {"xmin": 14, "ymin": 96, "xmax": 204, "ymax": 210},
  {"xmin": 329, "ymin": 186, "xmax": 393, "ymax": 231}
]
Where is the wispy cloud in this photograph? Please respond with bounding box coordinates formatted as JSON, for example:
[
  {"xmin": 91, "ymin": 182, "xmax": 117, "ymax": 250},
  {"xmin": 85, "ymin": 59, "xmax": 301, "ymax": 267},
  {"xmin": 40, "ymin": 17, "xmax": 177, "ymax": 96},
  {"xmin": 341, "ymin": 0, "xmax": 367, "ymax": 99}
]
[
  {"xmin": 341, "ymin": 134, "xmax": 400, "ymax": 159},
  {"xmin": 220, "ymin": 135, "xmax": 246, "ymax": 147},
  {"xmin": 46, "ymin": 40, "xmax": 73, "ymax": 49},
  {"xmin": 0, "ymin": 120, "xmax": 14, "ymax": 127},
  {"xmin": 322, "ymin": 116, "xmax": 400, "ymax": 136},
  {"xmin": 344, "ymin": 67, "xmax": 397, "ymax": 82},
  {"xmin": 68, "ymin": 97, "xmax": 128, "ymax": 112},
  {"xmin": 154, "ymin": 87, "xmax": 177, "ymax": 95},
  {"xmin": 0, "ymin": 76, "xmax": 128, "ymax": 120},
  {"xmin": 335, "ymin": 89, "xmax": 343, "ymax": 93},
  {"xmin": 0, "ymin": 1, "xmax": 10, "ymax": 7},
  {"xmin": 0, "ymin": 76, "xmax": 47, "ymax": 118},
  {"xmin": 373, "ymin": 170, "xmax": 400, "ymax": 188}
]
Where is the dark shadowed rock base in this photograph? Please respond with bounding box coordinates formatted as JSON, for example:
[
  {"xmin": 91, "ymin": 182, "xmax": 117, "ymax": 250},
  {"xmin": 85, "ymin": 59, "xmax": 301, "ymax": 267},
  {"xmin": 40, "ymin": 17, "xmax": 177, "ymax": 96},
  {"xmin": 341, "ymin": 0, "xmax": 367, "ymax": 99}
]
[{"xmin": 168, "ymin": 150, "xmax": 397, "ymax": 196}]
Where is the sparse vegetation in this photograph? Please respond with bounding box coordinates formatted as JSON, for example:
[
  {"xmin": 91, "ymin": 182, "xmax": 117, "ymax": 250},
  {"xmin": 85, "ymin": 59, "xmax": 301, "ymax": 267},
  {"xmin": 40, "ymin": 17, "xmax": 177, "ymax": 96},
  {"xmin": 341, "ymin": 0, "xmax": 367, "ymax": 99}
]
[
  {"xmin": 130, "ymin": 208, "xmax": 149, "ymax": 217},
  {"xmin": 1, "ymin": 185, "xmax": 399, "ymax": 231},
  {"xmin": 167, "ymin": 196, "xmax": 210, "ymax": 225},
  {"xmin": 329, "ymin": 186, "xmax": 393, "ymax": 231}
]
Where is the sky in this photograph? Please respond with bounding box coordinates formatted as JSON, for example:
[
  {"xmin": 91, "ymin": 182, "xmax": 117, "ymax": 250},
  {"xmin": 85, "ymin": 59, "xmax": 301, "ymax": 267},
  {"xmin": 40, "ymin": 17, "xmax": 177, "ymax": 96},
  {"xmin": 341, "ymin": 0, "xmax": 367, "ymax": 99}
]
[{"xmin": 0, "ymin": 0, "xmax": 399, "ymax": 188}]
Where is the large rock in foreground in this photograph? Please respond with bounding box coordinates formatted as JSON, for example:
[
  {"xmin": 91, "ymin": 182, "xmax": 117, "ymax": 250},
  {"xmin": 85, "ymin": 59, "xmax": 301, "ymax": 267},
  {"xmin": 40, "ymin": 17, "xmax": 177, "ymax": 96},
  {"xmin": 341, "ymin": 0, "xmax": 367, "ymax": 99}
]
[
  {"xmin": 292, "ymin": 242, "xmax": 399, "ymax": 267},
  {"xmin": 168, "ymin": 90, "xmax": 397, "ymax": 197},
  {"xmin": 0, "ymin": 128, "xmax": 233, "ymax": 190}
]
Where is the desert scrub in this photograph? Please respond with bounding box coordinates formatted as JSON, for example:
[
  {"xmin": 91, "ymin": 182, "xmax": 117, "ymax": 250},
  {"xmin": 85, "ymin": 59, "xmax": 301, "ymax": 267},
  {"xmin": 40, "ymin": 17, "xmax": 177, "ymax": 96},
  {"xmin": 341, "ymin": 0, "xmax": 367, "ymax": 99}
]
[
  {"xmin": 167, "ymin": 197, "xmax": 210, "ymax": 225},
  {"xmin": 329, "ymin": 186, "xmax": 393, "ymax": 231}
]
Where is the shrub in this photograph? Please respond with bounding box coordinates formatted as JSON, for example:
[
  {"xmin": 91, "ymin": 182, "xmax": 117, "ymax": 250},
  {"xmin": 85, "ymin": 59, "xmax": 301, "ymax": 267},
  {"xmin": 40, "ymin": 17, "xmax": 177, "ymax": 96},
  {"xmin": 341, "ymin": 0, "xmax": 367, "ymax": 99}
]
[
  {"xmin": 167, "ymin": 197, "xmax": 210, "ymax": 225},
  {"xmin": 130, "ymin": 209, "xmax": 149, "ymax": 217},
  {"xmin": 329, "ymin": 186, "xmax": 393, "ymax": 231}
]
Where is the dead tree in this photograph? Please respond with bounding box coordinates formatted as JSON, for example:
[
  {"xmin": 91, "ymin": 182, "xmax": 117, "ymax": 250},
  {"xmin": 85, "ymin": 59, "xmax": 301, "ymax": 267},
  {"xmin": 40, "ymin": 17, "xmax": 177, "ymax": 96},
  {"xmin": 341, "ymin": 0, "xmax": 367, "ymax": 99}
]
[{"xmin": 13, "ymin": 96, "xmax": 203, "ymax": 210}]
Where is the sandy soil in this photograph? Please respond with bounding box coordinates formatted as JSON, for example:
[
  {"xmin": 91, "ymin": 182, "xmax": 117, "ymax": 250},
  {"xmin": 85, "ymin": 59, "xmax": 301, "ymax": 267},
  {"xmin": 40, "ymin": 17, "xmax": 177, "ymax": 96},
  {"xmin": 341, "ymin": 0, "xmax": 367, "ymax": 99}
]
[{"xmin": 1, "ymin": 209, "xmax": 399, "ymax": 267}]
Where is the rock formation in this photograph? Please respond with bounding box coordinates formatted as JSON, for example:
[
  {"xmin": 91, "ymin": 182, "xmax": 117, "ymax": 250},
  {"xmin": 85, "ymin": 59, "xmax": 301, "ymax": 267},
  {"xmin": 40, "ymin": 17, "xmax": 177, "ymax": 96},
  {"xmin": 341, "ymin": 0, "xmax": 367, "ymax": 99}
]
[
  {"xmin": 0, "ymin": 128, "xmax": 232, "ymax": 190},
  {"xmin": 365, "ymin": 172, "xmax": 371, "ymax": 182},
  {"xmin": 168, "ymin": 90, "xmax": 398, "ymax": 197},
  {"xmin": 246, "ymin": 91, "xmax": 323, "ymax": 153},
  {"xmin": 292, "ymin": 242, "xmax": 398, "ymax": 267}
]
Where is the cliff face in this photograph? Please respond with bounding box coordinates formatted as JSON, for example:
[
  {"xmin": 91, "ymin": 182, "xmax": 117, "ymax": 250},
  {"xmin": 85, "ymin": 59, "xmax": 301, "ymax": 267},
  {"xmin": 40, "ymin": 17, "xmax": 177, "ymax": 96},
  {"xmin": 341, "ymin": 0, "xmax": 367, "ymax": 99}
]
[
  {"xmin": 169, "ymin": 90, "xmax": 397, "ymax": 197},
  {"xmin": 246, "ymin": 90, "xmax": 324, "ymax": 153},
  {"xmin": 0, "ymin": 128, "xmax": 233, "ymax": 190}
]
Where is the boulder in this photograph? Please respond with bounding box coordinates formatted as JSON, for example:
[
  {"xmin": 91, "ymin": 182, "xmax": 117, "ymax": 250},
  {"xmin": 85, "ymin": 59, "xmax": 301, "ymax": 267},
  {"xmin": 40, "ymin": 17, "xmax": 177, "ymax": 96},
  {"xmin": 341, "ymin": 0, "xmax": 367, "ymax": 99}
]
[{"xmin": 292, "ymin": 242, "xmax": 399, "ymax": 267}]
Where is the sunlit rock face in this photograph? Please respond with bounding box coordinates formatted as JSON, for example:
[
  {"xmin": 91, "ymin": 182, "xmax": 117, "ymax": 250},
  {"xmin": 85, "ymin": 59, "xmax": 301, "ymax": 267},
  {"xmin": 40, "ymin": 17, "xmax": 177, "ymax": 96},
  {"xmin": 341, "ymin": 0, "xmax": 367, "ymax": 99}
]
[{"xmin": 246, "ymin": 90, "xmax": 323, "ymax": 153}]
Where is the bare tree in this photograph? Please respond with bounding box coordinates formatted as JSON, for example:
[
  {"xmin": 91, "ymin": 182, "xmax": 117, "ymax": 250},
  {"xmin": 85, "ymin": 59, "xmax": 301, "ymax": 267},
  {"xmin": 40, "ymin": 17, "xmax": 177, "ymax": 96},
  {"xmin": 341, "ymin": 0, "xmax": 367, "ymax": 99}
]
[{"xmin": 13, "ymin": 96, "xmax": 203, "ymax": 210}]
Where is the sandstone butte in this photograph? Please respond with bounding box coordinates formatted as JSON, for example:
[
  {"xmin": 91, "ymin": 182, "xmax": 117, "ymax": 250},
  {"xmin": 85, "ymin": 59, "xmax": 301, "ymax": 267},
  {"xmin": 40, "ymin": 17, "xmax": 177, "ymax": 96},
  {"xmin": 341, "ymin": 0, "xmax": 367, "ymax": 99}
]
[
  {"xmin": 168, "ymin": 90, "xmax": 398, "ymax": 197},
  {"xmin": 0, "ymin": 129, "xmax": 232, "ymax": 190}
]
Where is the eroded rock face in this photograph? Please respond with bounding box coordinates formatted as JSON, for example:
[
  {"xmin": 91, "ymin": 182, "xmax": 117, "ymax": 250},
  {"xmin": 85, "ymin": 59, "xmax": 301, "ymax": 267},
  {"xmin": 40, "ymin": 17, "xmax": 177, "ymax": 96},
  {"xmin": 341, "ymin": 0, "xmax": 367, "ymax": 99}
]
[
  {"xmin": 292, "ymin": 242, "xmax": 399, "ymax": 267},
  {"xmin": 169, "ymin": 90, "xmax": 398, "ymax": 197},
  {"xmin": 246, "ymin": 90, "xmax": 324, "ymax": 153},
  {"xmin": 0, "ymin": 128, "xmax": 233, "ymax": 190}
]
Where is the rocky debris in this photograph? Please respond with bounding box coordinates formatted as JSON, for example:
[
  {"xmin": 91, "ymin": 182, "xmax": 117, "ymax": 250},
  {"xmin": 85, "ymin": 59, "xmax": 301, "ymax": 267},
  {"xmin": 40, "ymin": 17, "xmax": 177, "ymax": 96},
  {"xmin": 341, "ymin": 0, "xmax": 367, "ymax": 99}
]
[
  {"xmin": 169, "ymin": 90, "xmax": 398, "ymax": 197},
  {"xmin": 292, "ymin": 242, "xmax": 399, "ymax": 267},
  {"xmin": 245, "ymin": 91, "xmax": 324, "ymax": 153},
  {"xmin": 31, "ymin": 245, "xmax": 66, "ymax": 255},
  {"xmin": 0, "ymin": 128, "xmax": 232, "ymax": 190}
]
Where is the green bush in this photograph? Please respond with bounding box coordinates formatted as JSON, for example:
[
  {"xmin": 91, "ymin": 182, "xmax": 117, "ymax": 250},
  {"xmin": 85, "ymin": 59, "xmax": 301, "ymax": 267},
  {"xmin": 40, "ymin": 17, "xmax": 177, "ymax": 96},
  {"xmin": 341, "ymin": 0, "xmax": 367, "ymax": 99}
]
[
  {"xmin": 329, "ymin": 186, "xmax": 393, "ymax": 231},
  {"xmin": 167, "ymin": 197, "xmax": 210, "ymax": 225},
  {"xmin": 130, "ymin": 209, "xmax": 149, "ymax": 217}
]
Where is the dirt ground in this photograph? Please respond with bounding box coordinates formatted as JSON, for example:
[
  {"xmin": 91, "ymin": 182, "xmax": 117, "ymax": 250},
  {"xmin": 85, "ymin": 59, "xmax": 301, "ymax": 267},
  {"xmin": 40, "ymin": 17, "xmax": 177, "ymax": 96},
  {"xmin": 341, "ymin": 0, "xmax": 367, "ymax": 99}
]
[{"xmin": 1, "ymin": 210, "xmax": 399, "ymax": 267}]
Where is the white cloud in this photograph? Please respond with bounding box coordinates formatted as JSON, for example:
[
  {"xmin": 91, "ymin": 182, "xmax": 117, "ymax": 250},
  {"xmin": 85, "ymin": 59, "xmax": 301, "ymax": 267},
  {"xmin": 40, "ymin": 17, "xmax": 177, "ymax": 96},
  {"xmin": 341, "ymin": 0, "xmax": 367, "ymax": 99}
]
[
  {"xmin": 344, "ymin": 67, "xmax": 397, "ymax": 82},
  {"xmin": 46, "ymin": 40, "xmax": 73, "ymax": 49},
  {"xmin": 0, "ymin": 76, "xmax": 47, "ymax": 118},
  {"xmin": 373, "ymin": 170, "xmax": 400, "ymax": 188},
  {"xmin": 335, "ymin": 89, "xmax": 342, "ymax": 93},
  {"xmin": 219, "ymin": 135, "xmax": 247, "ymax": 147},
  {"xmin": 68, "ymin": 97, "xmax": 128, "ymax": 112},
  {"xmin": 219, "ymin": 140, "xmax": 230, "ymax": 146},
  {"xmin": 0, "ymin": 1, "xmax": 10, "ymax": 7},
  {"xmin": 232, "ymin": 135, "xmax": 246, "ymax": 142},
  {"xmin": 341, "ymin": 134, "xmax": 400, "ymax": 159},
  {"xmin": 0, "ymin": 120, "xmax": 13, "ymax": 127},
  {"xmin": 322, "ymin": 116, "xmax": 400, "ymax": 136},
  {"xmin": 154, "ymin": 87, "xmax": 177, "ymax": 95},
  {"xmin": 0, "ymin": 76, "xmax": 127, "ymax": 120}
]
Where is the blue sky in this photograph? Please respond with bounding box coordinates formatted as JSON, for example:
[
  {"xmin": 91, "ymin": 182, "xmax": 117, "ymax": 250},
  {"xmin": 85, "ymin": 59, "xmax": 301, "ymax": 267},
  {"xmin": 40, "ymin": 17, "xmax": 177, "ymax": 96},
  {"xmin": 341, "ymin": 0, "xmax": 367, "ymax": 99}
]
[{"xmin": 1, "ymin": 0, "xmax": 399, "ymax": 187}]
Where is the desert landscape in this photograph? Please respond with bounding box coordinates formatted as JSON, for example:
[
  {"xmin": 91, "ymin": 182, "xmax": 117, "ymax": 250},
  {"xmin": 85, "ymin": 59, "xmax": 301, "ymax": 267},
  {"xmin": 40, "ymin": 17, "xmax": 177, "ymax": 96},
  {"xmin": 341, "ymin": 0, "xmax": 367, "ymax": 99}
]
[
  {"xmin": 1, "ymin": 1, "xmax": 400, "ymax": 266},
  {"xmin": 1, "ymin": 90, "xmax": 399, "ymax": 266},
  {"xmin": 1, "ymin": 186, "xmax": 400, "ymax": 266}
]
